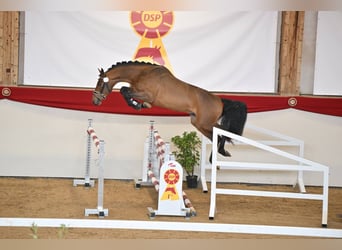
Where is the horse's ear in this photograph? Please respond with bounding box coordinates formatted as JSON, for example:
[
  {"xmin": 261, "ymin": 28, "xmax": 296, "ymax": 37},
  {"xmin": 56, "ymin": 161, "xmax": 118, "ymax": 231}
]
[{"xmin": 98, "ymin": 68, "xmax": 105, "ymax": 76}]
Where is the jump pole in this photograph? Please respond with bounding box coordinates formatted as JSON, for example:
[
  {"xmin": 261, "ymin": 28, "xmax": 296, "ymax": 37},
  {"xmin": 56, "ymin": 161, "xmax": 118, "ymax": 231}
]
[
  {"xmin": 73, "ymin": 119, "xmax": 95, "ymax": 187},
  {"xmin": 84, "ymin": 126, "xmax": 108, "ymax": 218}
]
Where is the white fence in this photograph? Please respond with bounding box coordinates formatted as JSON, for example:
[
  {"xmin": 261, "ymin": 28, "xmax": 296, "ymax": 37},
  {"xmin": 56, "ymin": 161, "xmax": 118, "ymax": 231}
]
[
  {"xmin": 200, "ymin": 124, "xmax": 307, "ymax": 193},
  {"xmin": 208, "ymin": 126, "xmax": 329, "ymax": 226}
]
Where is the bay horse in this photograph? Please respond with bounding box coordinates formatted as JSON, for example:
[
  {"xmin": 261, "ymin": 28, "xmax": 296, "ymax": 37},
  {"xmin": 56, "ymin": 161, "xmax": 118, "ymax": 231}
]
[{"xmin": 92, "ymin": 61, "xmax": 247, "ymax": 159}]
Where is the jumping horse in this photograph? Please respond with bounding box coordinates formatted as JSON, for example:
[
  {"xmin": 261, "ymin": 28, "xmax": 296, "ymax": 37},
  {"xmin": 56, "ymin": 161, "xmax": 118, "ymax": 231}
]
[{"xmin": 92, "ymin": 61, "xmax": 247, "ymax": 159}]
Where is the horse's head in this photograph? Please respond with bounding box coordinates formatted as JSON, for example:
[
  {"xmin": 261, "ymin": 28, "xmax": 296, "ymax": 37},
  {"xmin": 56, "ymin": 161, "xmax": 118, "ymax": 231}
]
[{"xmin": 92, "ymin": 68, "xmax": 112, "ymax": 106}]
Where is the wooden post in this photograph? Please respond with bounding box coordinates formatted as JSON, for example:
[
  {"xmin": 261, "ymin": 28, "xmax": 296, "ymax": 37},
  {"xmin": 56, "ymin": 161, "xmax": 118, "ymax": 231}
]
[
  {"xmin": 0, "ymin": 11, "xmax": 19, "ymax": 86},
  {"xmin": 278, "ymin": 11, "xmax": 305, "ymax": 96}
]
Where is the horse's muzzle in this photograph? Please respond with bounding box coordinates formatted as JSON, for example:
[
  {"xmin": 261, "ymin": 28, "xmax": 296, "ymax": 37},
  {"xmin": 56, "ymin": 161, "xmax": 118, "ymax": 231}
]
[
  {"xmin": 92, "ymin": 91, "xmax": 105, "ymax": 105},
  {"xmin": 92, "ymin": 97, "xmax": 102, "ymax": 106}
]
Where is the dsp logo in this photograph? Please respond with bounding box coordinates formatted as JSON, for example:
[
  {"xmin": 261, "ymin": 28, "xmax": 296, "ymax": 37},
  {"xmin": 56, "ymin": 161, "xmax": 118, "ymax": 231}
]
[
  {"xmin": 130, "ymin": 11, "xmax": 174, "ymax": 71},
  {"xmin": 141, "ymin": 11, "xmax": 163, "ymax": 24}
]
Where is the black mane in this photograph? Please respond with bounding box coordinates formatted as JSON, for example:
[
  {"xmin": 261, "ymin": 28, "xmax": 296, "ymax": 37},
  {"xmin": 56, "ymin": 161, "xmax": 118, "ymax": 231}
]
[{"xmin": 106, "ymin": 61, "xmax": 158, "ymax": 72}]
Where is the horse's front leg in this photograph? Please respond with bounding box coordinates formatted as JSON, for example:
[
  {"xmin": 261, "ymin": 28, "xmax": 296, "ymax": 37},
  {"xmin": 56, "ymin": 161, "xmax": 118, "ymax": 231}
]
[{"xmin": 120, "ymin": 87, "xmax": 151, "ymax": 110}]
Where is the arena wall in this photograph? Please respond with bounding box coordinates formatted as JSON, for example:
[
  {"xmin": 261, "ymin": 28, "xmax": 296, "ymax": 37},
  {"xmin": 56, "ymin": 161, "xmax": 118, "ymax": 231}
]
[{"xmin": 1, "ymin": 99, "xmax": 341, "ymax": 187}]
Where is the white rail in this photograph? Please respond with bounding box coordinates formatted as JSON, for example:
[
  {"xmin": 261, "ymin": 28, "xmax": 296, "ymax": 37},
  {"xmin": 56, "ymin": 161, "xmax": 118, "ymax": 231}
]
[
  {"xmin": 1, "ymin": 217, "xmax": 341, "ymax": 238},
  {"xmin": 200, "ymin": 124, "xmax": 305, "ymax": 193},
  {"xmin": 209, "ymin": 127, "xmax": 329, "ymax": 227}
]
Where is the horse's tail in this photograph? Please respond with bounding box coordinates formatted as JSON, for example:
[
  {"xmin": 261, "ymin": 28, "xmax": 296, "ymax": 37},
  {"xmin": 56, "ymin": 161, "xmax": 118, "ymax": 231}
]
[{"xmin": 220, "ymin": 98, "xmax": 248, "ymax": 142}]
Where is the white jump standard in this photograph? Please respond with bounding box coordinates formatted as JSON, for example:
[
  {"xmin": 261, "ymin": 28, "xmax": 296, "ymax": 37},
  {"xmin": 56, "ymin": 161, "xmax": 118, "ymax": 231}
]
[
  {"xmin": 73, "ymin": 119, "xmax": 95, "ymax": 187},
  {"xmin": 137, "ymin": 121, "xmax": 196, "ymax": 218},
  {"xmin": 83, "ymin": 123, "xmax": 108, "ymax": 218},
  {"xmin": 148, "ymin": 160, "xmax": 192, "ymax": 218}
]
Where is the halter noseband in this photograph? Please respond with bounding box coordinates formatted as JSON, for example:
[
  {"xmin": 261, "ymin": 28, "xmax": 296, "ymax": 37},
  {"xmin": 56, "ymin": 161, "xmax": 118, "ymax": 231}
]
[
  {"xmin": 93, "ymin": 76, "xmax": 111, "ymax": 101},
  {"xmin": 93, "ymin": 90, "xmax": 106, "ymax": 101}
]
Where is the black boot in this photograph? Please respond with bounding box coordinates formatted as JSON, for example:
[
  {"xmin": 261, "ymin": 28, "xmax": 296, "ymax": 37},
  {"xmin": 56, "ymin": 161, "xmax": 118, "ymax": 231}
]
[
  {"xmin": 120, "ymin": 87, "xmax": 142, "ymax": 110},
  {"xmin": 129, "ymin": 98, "xmax": 143, "ymax": 110}
]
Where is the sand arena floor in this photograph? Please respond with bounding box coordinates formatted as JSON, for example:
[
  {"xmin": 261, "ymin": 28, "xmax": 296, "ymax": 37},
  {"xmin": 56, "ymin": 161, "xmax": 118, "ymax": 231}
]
[{"xmin": 0, "ymin": 177, "xmax": 341, "ymax": 239}]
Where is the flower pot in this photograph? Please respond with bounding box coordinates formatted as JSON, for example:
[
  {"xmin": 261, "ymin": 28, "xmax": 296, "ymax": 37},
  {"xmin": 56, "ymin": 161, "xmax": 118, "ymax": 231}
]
[{"xmin": 186, "ymin": 175, "xmax": 198, "ymax": 188}]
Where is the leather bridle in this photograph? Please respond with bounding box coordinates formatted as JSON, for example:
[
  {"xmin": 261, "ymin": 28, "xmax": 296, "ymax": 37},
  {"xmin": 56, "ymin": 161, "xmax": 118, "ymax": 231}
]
[{"xmin": 93, "ymin": 77, "xmax": 111, "ymax": 102}]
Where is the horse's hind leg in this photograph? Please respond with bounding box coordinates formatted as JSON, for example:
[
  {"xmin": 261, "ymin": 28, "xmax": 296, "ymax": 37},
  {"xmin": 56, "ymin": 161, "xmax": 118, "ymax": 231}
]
[
  {"xmin": 217, "ymin": 99, "xmax": 247, "ymax": 157},
  {"xmin": 207, "ymin": 125, "xmax": 231, "ymax": 163},
  {"xmin": 190, "ymin": 114, "xmax": 226, "ymax": 162},
  {"xmin": 217, "ymin": 133, "xmax": 231, "ymax": 157}
]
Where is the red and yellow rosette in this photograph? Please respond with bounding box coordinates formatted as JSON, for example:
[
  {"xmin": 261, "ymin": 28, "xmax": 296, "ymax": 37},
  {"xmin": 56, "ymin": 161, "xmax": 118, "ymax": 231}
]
[
  {"xmin": 130, "ymin": 11, "xmax": 174, "ymax": 72},
  {"xmin": 161, "ymin": 168, "xmax": 180, "ymax": 200}
]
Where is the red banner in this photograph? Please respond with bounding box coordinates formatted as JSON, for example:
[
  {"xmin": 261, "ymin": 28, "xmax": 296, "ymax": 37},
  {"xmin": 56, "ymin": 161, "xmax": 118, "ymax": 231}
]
[{"xmin": 1, "ymin": 86, "xmax": 342, "ymax": 117}]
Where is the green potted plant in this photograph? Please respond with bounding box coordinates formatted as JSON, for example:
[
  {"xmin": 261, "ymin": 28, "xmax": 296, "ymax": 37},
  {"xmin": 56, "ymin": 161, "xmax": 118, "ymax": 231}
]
[{"xmin": 171, "ymin": 131, "xmax": 201, "ymax": 188}]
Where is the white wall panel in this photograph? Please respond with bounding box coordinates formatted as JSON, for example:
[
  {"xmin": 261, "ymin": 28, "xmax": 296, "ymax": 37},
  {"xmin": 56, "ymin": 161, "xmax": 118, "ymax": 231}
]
[
  {"xmin": 314, "ymin": 11, "xmax": 342, "ymax": 95},
  {"xmin": 23, "ymin": 11, "xmax": 278, "ymax": 93}
]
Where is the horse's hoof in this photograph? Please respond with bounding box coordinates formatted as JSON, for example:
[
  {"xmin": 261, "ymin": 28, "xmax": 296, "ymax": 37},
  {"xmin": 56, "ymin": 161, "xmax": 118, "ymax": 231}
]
[
  {"xmin": 143, "ymin": 102, "xmax": 152, "ymax": 108},
  {"xmin": 219, "ymin": 148, "xmax": 231, "ymax": 157}
]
